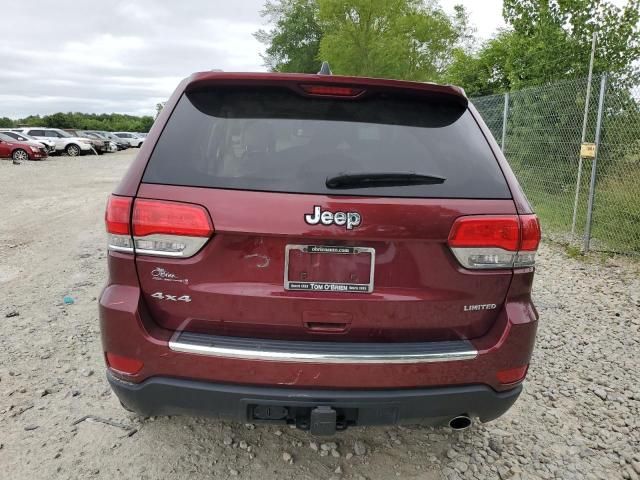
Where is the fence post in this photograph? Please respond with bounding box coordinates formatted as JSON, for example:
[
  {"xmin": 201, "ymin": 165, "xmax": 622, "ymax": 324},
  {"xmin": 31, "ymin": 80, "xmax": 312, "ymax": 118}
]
[
  {"xmin": 501, "ymin": 92, "xmax": 509, "ymax": 152},
  {"xmin": 583, "ymin": 74, "xmax": 607, "ymax": 253},
  {"xmin": 571, "ymin": 33, "xmax": 597, "ymax": 237}
]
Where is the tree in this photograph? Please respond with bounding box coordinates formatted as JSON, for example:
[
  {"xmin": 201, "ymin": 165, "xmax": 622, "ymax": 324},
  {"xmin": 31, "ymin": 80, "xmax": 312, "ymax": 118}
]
[
  {"xmin": 446, "ymin": 0, "xmax": 640, "ymax": 95},
  {"xmin": 255, "ymin": 0, "xmax": 323, "ymax": 73},
  {"xmin": 255, "ymin": 0, "xmax": 470, "ymax": 81},
  {"xmin": 317, "ymin": 0, "xmax": 460, "ymax": 81},
  {"xmin": 10, "ymin": 112, "xmax": 155, "ymax": 132},
  {"xmin": 0, "ymin": 117, "xmax": 14, "ymax": 128}
]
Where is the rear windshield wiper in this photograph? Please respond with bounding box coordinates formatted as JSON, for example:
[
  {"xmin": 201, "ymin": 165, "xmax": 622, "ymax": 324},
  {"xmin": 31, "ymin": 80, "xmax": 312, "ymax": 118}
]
[{"xmin": 326, "ymin": 172, "xmax": 446, "ymax": 189}]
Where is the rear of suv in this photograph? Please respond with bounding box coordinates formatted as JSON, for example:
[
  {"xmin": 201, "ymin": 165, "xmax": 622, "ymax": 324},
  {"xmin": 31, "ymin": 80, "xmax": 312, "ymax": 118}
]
[{"xmin": 100, "ymin": 70, "xmax": 540, "ymax": 435}]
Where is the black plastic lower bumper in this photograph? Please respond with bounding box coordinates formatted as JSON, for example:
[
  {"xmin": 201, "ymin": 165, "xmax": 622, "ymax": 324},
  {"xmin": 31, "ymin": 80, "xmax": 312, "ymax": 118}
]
[{"xmin": 108, "ymin": 371, "xmax": 521, "ymax": 430}]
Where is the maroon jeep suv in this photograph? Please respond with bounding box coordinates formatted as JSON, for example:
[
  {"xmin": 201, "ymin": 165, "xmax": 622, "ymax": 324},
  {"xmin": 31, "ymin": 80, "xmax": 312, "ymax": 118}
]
[{"xmin": 100, "ymin": 69, "xmax": 540, "ymax": 435}]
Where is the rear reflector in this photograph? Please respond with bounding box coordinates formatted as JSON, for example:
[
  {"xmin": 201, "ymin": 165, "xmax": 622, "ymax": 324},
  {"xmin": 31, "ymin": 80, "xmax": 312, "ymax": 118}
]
[
  {"xmin": 496, "ymin": 365, "xmax": 529, "ymax": 384},
  {"xmin": 448, "ymin": 215, "xmax": 541, "ymax": 269},
  {"xmin": 300, "ymin": 84, "xmax": 364, "ymax": 97},
  {"xmin": 105, "ymin": 195, "xmax": 214, "ymax": 258},
  {"xmin": 105, "ymin": 352, "xmax": 143, "ymax": 375}
]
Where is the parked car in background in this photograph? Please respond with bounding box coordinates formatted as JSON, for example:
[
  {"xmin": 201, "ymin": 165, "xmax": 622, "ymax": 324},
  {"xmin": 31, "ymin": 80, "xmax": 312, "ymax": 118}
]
[
  {"xmin": 64, "ymin": 129, "xmax": 111, "ymax": 155},
  {"xmin": 80, "ymin": 130, "xmax": 115, "ymax": 153},
  {"xmin": 85, "ymin": 131, "xmax": 120, "ymax": 152},
  {"xmin": 97, "ymin": 132, "xmax": 130, "ymax": 150},
  {"xmin": 0, "ymin": 129, "xmax": 56, "ymax": 154},
  {"xmin": 13, "ymin": 128, "xmax": 94, "ymax": 156},
  {"xmin": 113, "ymin": 132, "xmax": 144, "ymax": 148},
  {"xmin": 0, "ymin": 132, "xmax": 48, "ymax": 161}
]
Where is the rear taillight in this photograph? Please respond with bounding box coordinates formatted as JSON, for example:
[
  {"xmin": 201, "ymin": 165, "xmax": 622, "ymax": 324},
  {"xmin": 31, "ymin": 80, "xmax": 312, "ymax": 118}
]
[
  {"xmin": 132, "ymin": 199, "xmax": 213, "ymax": 257},
  {"xmin": 105, "ymin": 195, "xmax": 214, "ymax": 258},
  {"xmin": 448, "ymin": 214, "xmax": 541, "ymax": 269},
  {"xmin": 105, "ymin": 195, "xmax": 134, "ymax": 253}
]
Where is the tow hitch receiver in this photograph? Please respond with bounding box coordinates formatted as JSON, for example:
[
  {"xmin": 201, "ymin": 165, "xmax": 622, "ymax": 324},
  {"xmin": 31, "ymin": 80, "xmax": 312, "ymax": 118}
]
[{"xmin": 310, "ymin": 406, "xmax": 337, "ymax": 436}]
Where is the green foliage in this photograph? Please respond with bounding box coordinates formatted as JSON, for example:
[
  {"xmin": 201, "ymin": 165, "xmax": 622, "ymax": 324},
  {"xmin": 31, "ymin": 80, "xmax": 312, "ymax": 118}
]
[
  {"xmin": 0, "ymin": 117, "xmax": 14, "ymax": 128},
  {"xmin": 317, "ymin": 0, "xmax": 459, "ymax": 81},
  {"xmin": 446, "ymin": 0, "xmax": 640, "ymax": 95},
  {"xmin": 3, "ymin": 112, "xmax": 154, "ymax": 132},
  {"xmin": 255, "ymin": 0, "xmax": 468, "ymax": 81},
  {"xmin": 564, "ymin": 244, "xmax": 583, "ymax": 258},
  {"xmin": 256, "ymin": 0, "xmax": 639, "ymax": 93},
  {"xmin": 473, "ymin": 75, "xmax": 640, "ymax": 254},
  {"xmin": 255, "ymin": 0, "xmax": 323, "ymax": 73}
]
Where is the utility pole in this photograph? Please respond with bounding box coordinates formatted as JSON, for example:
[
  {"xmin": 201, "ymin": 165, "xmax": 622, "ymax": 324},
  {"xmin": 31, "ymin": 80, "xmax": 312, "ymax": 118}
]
[{"xmin": 571, "ymin": 32, "xmax": 597, "ymax": 236}]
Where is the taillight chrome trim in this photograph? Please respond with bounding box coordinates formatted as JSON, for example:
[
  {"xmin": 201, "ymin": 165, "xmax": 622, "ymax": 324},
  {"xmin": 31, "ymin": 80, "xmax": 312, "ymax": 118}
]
[
  {"xmin": 133, "ymin": 234, "xmax": 209, "ymax": 258},
  {"xmin": 107, "ymin": 234, "xmax": 209, "ymax": 258},
  {"xmin": 107, "ymin": 233, "xmax": 134, "ymax": 253},
  {"xmin": 450, "ymin": 247, "xmax": 517, "ymax": 269}
]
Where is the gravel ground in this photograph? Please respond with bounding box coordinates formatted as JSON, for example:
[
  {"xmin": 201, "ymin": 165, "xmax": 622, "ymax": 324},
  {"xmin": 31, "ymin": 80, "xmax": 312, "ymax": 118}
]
[{"xmin": 1, "ymin": 151, "xmax": 639, "ymax": 480}]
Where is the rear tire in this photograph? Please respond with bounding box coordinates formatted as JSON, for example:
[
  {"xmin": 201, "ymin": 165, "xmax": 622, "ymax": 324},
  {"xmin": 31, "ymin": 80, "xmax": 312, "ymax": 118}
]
[
  {"xmin": 12, "ymin": 149, "xmax": 29, "ymax": 162},
  {"xmin": 65, "ymin": 144, "xmax": 80, "ymax": 157}
]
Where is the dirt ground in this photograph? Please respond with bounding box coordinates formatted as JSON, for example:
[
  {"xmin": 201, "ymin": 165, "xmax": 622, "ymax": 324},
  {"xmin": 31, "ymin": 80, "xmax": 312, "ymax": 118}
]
[{"xmin": 1, "ymin": 151, "xmax": 639, "ymax": 480}]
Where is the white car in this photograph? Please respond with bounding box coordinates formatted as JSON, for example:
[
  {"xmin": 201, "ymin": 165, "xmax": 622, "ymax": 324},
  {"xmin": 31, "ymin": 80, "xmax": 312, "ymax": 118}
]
[
  {"xmin": 113, "ymin": 132, "xmax": 144, "ymax": 148},
  {"xmin": 13, "ymin": 127, "xmax": 94, "ymax": 156},
  {"xmin": 0, "ymin": 130, "xmax": 56, "ymax": 154}
]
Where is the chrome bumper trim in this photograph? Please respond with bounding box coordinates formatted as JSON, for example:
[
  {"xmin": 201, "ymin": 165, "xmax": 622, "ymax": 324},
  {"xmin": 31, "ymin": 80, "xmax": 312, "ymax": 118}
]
[{"xmin": 168, "ymin": 331, "xmax": 478, "ymax": 364}]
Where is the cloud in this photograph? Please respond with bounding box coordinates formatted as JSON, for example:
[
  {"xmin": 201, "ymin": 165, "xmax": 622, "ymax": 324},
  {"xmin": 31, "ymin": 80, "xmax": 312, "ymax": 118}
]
[{"xmin": 1, "ymin": 0, "xmax": 268, "ymax": 118}]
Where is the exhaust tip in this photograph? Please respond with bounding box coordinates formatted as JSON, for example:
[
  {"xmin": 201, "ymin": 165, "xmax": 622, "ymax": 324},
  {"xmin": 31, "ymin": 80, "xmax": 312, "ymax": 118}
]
[{"xmin": 449, "ymin": 415, "xmax": 472, "ymax": 430}]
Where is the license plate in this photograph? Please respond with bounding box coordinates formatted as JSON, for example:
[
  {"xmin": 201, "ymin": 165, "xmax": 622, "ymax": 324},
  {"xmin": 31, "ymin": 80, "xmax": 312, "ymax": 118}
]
[{"xmin": 284, "ymin": 245, "xmax": 375, "ymax": 293}]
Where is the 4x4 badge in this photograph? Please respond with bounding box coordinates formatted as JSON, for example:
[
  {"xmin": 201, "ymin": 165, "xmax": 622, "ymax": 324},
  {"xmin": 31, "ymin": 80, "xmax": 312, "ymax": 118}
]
[{"xmin": 304, "ymin": 205, "xmax": 361, "ymax": 230}]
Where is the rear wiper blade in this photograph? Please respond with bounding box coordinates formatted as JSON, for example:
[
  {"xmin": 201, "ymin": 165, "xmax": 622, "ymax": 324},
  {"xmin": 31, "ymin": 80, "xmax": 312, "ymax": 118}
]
[{"xmin": 326, "ymin": 172, "xmax": 446, "ymax": 189}]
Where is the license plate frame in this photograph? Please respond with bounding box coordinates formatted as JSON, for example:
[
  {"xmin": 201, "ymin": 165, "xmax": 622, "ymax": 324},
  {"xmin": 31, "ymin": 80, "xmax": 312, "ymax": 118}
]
[{"xmin": 284, "ymin": 244, "xmax": 375, "ymax": 294}]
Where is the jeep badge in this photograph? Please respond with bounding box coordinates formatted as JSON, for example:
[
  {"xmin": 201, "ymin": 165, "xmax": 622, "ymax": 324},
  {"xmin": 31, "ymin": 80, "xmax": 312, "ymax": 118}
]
[{"xmin": 304, "ymin": 205, "xmax": 361, "ymax": 230}]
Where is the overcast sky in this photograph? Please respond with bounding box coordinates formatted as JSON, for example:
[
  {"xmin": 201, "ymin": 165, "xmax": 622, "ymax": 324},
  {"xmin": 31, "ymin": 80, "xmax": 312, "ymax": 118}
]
[{"xmin": 0, "ymin": 1, "xmax": 518, "ymax": 118}]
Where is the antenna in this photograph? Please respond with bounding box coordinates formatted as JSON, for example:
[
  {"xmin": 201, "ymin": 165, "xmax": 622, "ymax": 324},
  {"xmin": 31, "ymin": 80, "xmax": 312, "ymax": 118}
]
[{"xmin": 318, "ymin": 61, "xmax": 332, "ymax": 75}]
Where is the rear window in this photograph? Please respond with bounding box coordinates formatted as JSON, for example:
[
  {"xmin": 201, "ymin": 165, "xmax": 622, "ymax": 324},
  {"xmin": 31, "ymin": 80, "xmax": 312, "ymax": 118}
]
[{"xmin": 143, "ymin": 87, "xmax": 511, "ymax": 198}]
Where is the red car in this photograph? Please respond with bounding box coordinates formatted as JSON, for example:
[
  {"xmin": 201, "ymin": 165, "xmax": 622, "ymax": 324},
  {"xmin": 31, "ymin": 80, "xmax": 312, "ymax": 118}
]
[
  {"xmin": 100, "ymin": 68, "xmax": 540, "ymax": 435},
  {"xmin": 0, "ymin": 132, "xmax": 48, "ymax": 161}
]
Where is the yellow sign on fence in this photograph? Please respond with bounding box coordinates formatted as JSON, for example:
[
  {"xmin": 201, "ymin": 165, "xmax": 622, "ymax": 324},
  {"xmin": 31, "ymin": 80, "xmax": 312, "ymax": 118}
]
[{"xmin": 580, "ymin": 142, "xmax": 597, "ymax": 158}]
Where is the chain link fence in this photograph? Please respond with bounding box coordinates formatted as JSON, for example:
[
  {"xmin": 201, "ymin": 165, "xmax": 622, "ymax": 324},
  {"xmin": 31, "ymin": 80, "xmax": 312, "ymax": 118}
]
[{"xmin": 472, "ymin": 75, "xmax": 640, "ymax": 255}]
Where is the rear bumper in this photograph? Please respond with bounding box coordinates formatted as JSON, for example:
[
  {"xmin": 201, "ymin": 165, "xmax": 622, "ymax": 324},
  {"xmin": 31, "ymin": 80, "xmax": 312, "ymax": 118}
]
[
  {"xmin": 100, "ymin": 253, "xmax": 538, "ymax": 393},
  {"xmin": 108, "ymin": 370, "xmax": 522, "ymax": 427}
]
